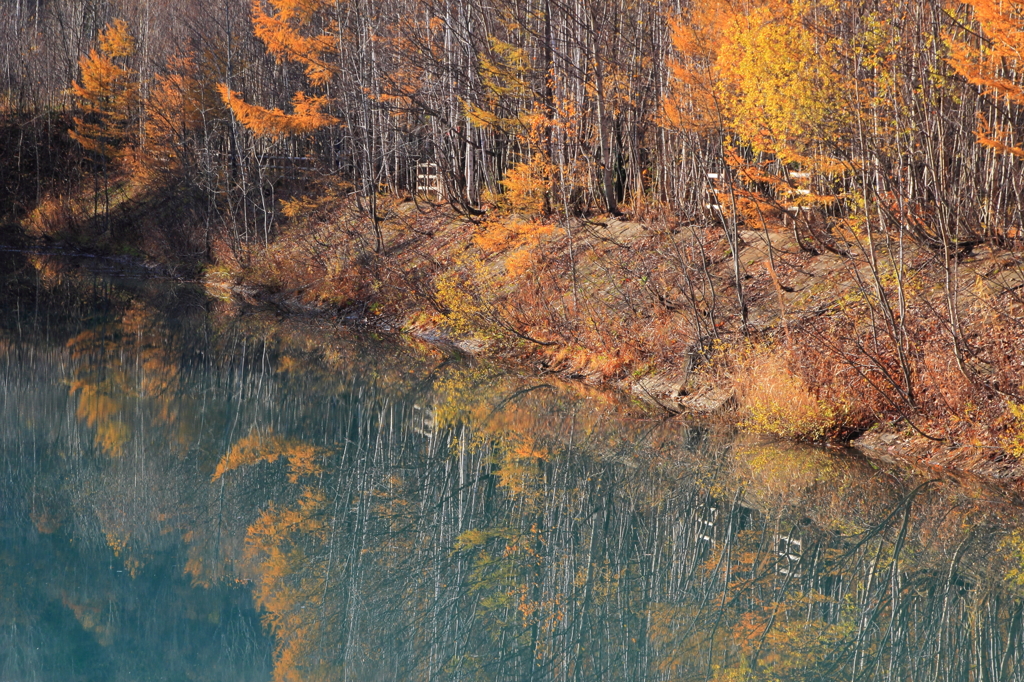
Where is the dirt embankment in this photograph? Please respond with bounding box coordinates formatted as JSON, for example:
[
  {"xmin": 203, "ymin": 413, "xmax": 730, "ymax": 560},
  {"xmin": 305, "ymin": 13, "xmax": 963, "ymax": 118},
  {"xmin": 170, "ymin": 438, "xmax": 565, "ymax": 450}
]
[
  {"xmin": 6, "ymin": 159, "xmax": 1022, "ymax": 481},
  {"xmin": 195, "ymin": 194, "xmax": 1024, "ymax": 483}
]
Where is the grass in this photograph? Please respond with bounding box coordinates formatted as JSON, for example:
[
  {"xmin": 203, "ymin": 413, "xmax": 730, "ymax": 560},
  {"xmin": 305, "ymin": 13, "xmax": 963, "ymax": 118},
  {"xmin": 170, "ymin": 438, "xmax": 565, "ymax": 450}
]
[{"xmin": 731, "ymin": 343, "xmax": 871, "ymax": 443}]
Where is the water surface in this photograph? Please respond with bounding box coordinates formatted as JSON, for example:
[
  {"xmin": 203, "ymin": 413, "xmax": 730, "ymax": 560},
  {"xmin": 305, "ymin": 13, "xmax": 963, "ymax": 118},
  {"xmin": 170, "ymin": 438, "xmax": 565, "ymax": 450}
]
[{"xmin": 4, "ymin": 253, "xmax": 1024, "ymax": 681}]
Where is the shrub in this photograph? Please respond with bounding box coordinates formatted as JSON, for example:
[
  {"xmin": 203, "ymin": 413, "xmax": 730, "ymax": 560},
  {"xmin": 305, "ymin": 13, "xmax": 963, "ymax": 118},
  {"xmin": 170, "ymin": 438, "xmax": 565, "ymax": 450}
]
[
  {"xmin": 435, "ymin": 270, "xmax": 501, "ymax": 341},
  {"xmin": 500, "ymin": 153, "xmax": 554, "ymax": 215},
  {"xmin": 24, "ymin": 194, "xmax": 79, "ymax": 238},
  {"xmin": 732, "ymin": 343, "xmax": 869, "ymax": 442},
  {"xmin": 1002, "ymin": 401, "xmax": 1024, "ymax": 459}
]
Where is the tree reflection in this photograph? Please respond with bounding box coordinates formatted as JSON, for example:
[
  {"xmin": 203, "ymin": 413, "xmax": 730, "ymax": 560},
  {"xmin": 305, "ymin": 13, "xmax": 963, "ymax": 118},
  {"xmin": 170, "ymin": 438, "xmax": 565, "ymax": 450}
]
[
  {"xmin": 4, "ymin": 260, "xmax": 1024, "ymax": 680},
  {"xmin": 218, "ymin": 375, "xmax": 1024, "ymax": 681}
]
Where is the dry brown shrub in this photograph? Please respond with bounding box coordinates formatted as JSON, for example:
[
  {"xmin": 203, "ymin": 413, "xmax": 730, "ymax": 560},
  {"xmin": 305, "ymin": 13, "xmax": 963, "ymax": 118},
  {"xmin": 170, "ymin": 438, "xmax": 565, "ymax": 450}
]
[
  {"xmin": 24, "ymin": 194, "xmax": 79, "ymax": 238},
  {"xmin": 732, "ymin": 342, "xmax": 871, "ymax": 442}
]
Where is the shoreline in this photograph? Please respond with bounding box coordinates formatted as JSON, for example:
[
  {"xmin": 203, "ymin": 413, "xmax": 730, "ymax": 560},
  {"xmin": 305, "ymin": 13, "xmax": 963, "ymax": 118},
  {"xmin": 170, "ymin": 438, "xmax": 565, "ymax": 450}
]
[
  {"xmin": 205, "ymin": 254, "xmax": 1024, "ymax": 486},
  {"xmin": 234, "ymin": 199, "xmax": 1024, "ymax": 480},
  {"xmin": 8, "ymin": 193, "xmax": 1024, "ymax": 484}
]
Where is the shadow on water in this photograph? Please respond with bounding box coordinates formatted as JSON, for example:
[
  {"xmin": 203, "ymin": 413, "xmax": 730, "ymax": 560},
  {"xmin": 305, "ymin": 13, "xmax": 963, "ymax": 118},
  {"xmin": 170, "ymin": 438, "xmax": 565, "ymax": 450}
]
[{"xmin": 4, "ymin": 256, "xmax": 1024, "ymax": 681}]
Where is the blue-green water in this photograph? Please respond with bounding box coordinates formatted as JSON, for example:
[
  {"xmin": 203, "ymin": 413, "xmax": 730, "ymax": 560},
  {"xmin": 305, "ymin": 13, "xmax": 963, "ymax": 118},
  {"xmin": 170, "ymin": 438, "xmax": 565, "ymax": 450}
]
[{"xmin": 4, "ymin": 253, "xmax": 1024, "ymax": 681}]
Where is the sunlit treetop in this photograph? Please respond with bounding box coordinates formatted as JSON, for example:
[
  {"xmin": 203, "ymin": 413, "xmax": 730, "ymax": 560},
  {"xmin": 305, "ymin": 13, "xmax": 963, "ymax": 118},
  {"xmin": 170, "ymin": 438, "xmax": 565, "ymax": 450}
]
[
  {"xmin": 665, "ymin": 0, "xmax": 849, "ymax": 165},
  {"xmin": 69, "ymin": 18, "xmax": 139, "ymax": 160},
  {"xmin": 97, "ymin": 18, "xmax": 136, "ymax": 59}
]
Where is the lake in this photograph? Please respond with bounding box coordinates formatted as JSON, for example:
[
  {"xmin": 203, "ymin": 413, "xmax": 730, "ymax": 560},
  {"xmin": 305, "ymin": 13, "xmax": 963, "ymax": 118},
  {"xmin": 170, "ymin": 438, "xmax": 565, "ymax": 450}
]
[{"xmin": 3, "ymin": 252, "xmax": 1024, "ymax": 681}]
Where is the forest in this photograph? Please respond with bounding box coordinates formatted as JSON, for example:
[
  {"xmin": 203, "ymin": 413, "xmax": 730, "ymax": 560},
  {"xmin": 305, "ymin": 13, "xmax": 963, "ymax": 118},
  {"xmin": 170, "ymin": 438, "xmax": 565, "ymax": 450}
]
[{"xmin": 3, "ymin": 0, "xmax": 1024, "ymax": 462}]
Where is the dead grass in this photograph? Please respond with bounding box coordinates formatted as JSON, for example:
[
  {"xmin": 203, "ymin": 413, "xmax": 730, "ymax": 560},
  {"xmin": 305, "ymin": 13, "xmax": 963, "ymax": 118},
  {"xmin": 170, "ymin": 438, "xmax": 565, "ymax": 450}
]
[
  {"xmin": 730, "ymin": 342, "xmax": 872, "ymax": 442},
  {"xmin": 24, "ymin": 193, "xmax": 81, "ymax": 238}
]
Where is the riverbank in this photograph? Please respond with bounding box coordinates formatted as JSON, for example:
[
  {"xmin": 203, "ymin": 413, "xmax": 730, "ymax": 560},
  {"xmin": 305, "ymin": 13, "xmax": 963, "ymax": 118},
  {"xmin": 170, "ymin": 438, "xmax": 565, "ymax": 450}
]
[
  {"xmin": 5, "ymin": 160, "xmax": 1024, "ymax": 479},
  {"xmin": 3, "ymin": 227, "xmax": 1023, "ymax": 486},
  {"xmin": 186, "ymin": 189, "xmax": 1024, "ymax": 481}
]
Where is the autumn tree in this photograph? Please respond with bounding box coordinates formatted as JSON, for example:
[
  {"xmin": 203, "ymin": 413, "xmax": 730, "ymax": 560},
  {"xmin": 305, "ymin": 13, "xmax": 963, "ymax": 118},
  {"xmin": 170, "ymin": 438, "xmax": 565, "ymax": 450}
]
[
  {"xmin": 218, "ymin": 0, "xmax": 375, "ymax": 247},
  {"xmin": 464, "ymin": 35, "xmax": 558, "ymax": 214},
  {"xmin": 716, "ymin": 3, "xmax": 848, "ymax": 167},
  {"xmin": 69, "ymin": 19, "xmax": 139, "ymax": 165},
  {"xmin": 218, "ymin": 0, "xmax": 339, "ymax": 133},
  {"xmin": 134, "ymin": 56, "xmax": 224, "ymax": 189},
  {"xmin": 948, "ymin": 0, "xmax": 1024, "ymax": 158}
]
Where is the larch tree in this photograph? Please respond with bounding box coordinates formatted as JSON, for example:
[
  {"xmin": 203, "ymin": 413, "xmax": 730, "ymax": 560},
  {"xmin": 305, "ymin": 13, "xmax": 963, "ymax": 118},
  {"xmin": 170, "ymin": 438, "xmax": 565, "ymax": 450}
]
[
  {"xmin": 217, "ymin": 0, "xmax": 339, "ymax": 137},
  {"xmin": 137, "ymin": 57, "xmax": 215, "ymax": 185},
  {"xmin": 69, "ymin": 18, "xmax": 142, "ymax": 228},
  {"xmin": 70, "ymin": 19, "xmax": 140, "ymax": 165},
  {"xmin": 948, "ymin": 0, "xmax": 1024, "ymax": 158}
]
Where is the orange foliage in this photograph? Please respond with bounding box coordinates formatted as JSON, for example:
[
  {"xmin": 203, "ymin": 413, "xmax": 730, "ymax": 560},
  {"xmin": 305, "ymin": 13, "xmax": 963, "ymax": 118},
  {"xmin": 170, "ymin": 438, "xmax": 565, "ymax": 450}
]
[
  {"xmin": 134, "ymin": 56, "xmax": 221, "ymax": 181},
  {"xmin": 244, "ymin": 487, "xmax": 330, "ymax": 682},
  {"xmin": 69, "ymin": 19, "xmax": 139, "ymax": 161},
  {"xmin": 219, "ymin": 86, "xmax": 339, "ymax": 139},
  {"xmin": 219, "ymin": 0, "xmax": 341, "ymax": 139},
  {"xmin": 251, "ymin": 0, "xmax": 339, "ymax": 86},
  {"xmin": 500, "ymin": 153, "xmax": 556, "ymax": 215},
  {"xmin": 214, "ymin": 428, "xmax": 324, "ymax": 482},
  {"xmin": 663, "ymin": 1, "xmax": 735, "ymax": 133},
  {"xmin": 97, "ymin": 18, "xmax": 135, "ymax": 58},
  {"xmin": 493, "ymin": 437, "xmax": 549, "ymax": 501},
  {"xmin": 948, "ymin": 0, "xmax": 1024, "ymax": 157},
  {"xmin": 69, "ymin": 378, "xmax": 129, "ymax": 457}
]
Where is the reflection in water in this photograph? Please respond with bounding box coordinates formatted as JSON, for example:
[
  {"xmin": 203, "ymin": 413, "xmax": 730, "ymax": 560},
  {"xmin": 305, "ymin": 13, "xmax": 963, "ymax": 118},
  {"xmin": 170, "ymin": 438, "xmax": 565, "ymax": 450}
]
[{"xmin": 3, "ymin": 255, "xmax": 1024, "ymax": 680}]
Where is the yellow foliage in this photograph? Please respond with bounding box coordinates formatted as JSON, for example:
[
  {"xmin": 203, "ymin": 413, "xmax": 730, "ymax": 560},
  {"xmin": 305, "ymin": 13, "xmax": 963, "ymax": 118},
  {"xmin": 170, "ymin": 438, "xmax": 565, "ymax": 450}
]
[
  {"xmin": 493, "ymin": 437, "xmax": 548, "ymax": 502},
  {"xmin": 716, "ymin": 611, "xmax": 854, "ymax": 681},
  {"xmin": 479, "ymin": 36, "xmax": 530, "ymax": 99},
  {"xmin": 454, "ymin": 527, "xmax": 512, "ymax": 551},
  {"xmin": 1002, "ymin": 400, "xmax": 1024, "ymax": 458},
  {"xmin": 666, "ymin": 0, "xmax": 849, "ymax": 166},
  {"xmin": 716, "ymin": 3, "xmax": 848, "ymax": 160},
  {"xmin": 1000, "ymin": 528, "xmax": 1024, "ymax": 588},
  {"xmin": 464, "ymin": 36, "xmax": 532, "ymax": 134},
  {"xmin": 732, "ymin": 343, "xmax": 863, "ymax": 442},
  {"xmin": 732, "ymin": 442, "xmax": 838, "ymax": 509},
  {"xmin": 434, "ymin": 269, "xmax": 500, "ymax": 340}
]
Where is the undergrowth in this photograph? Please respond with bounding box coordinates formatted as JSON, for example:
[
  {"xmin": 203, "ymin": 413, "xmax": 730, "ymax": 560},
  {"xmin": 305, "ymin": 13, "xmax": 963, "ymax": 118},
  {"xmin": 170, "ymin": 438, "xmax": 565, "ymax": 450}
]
[
  {"xmin": 731, "ymin": 342, "xmax": 873, "ymax": 442},
  {"xmin": 11, "ymin": 157, "xmax": 1024, "ymax": 463}
]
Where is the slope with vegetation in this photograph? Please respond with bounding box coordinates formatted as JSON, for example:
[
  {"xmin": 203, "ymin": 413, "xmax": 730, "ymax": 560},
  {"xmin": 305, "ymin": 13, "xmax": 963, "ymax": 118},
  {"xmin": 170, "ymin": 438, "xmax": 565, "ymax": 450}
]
[{"xmin": 3, "ymin": 0, "xmax": 1024, "ymax": 471}]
